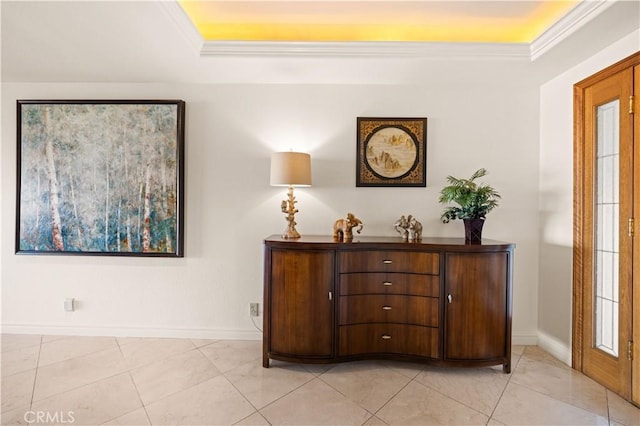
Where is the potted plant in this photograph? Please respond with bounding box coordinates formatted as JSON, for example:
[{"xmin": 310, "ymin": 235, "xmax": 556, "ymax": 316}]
[{"xmin": 439, "ymin": 168, "xmax": 500, "ymax": 243}]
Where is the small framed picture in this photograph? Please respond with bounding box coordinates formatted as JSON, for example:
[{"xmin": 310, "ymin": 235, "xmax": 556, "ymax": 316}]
[
  {"xmin": 356, "ymin": 117, "xmax": 427, "ymax": 187},
  {"xmin": 16, "ymin": 100, "xmax": 186, "ymax": 257}
]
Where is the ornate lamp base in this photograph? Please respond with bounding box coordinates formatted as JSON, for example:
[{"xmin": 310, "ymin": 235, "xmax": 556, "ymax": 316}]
[
  {"xmin": 282, "ymin": 225, "xmax": 301, "ymax": 239},
  {"xmin": 280, "ymin": 185, "xmax": 302, "ymax": 239}
]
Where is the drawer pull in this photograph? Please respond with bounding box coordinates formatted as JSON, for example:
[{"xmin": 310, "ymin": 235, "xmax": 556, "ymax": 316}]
[
  {"xmin": 448, "ymin": 294, "xmax": 452, "ymax": 303},
  {"xmin": 383, "ymin": 281, "xmax": 393, "ymax": 286},
  {"xmin": 381, "ymin": 334, "xmax": 392, "ymax": 340},
  {"xmin": 383, "ymin": 260, "xmax": 393, "ymax": 264},
  {"xmin": 382, "ymin": 306, "xmax": 392, "ymax": 310}
]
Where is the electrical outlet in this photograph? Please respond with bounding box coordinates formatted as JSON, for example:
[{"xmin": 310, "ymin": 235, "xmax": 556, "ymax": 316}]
[
  {"xmin": 250, "ymin": 302, "xmax": 260, "ymax": 317},
  {"xmin": 64, "ymin": 298, "xmax": 75, "ymax": 312}
]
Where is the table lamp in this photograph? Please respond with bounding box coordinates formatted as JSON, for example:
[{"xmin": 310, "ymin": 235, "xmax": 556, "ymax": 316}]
[{"xmin": 270, "ymin": 151, "xmax": 312, "ymax": 239}]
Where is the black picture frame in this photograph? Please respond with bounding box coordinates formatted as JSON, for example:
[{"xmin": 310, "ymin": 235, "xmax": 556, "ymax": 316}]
[
  {"xmin": 16, "ymin": 100, "xmax": 186, "ymax": 257},
  {"xmin": 356, "ymin": 117, "xmax": 427, "ymax": 187}
]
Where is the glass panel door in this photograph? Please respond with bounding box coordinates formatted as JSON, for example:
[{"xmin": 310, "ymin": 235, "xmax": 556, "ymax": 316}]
[
  {"xmin": 575, "ymin": 53, "xmax": 640, "ymax": 403},
  {"xmin": 577, "ymin": 65, "xmax": 632, "ymax": 399}
]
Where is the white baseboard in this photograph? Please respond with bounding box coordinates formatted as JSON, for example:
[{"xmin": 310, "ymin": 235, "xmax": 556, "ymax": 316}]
[
  {"xmin": 1, "ymin": 323, "xmax": 263, "ymax": 341},
  {"xmin": 512, "ymin": 334, "xmax": 538, "ymax": 346},
  {"xmin": 537, "ymin": 330, "xmax": 572, "ymax": 366},
  {"xmin": 0, "ymin": 324, "xmax": 572, "ymax": 363}
]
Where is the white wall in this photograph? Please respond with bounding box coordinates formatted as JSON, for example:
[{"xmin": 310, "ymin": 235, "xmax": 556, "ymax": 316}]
[
  {"xmin": 538, "ymin": 29, "xmax": 640, "ymax": 363},
  {"xmin": 1, "ymin": 61, "xmax": 541, "ymax": 341}
]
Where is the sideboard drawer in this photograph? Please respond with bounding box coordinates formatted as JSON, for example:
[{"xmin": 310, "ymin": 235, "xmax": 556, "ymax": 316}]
[
  {"xmin": 339, "ymin": 295, "xmax": 438, "ymax": 327},
  {"xmin": 338, "ymin": 324, "xmax": 439, "ymax": 358},
  {"xmin": 340, "ymin": 273, "xmax": 439, "ymax": 297},
  {"xmin": 339, "ymin": 251, "xmax": 439, "ymax": 274}
]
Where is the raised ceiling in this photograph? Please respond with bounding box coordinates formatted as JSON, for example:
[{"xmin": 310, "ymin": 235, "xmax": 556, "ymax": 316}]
[
  {"xmin": 178, "ymin": 1, "xmax": 579, "ymax": 43},
  {"xmin": 2, "ymin": 1, "xmax": 637, "ymax": 83}
]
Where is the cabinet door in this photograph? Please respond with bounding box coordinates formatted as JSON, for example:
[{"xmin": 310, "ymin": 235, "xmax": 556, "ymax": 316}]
[
  {"xmin": 445, "ymin": 252, "xmax": 507, "ymax": 360},
  {"xmin": 269, "ymin": 249, "xmax": 334, "ymax": 358}
]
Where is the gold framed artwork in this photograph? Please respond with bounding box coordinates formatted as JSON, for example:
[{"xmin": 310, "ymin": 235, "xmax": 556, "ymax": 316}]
[{"xmin": 356, "ymin": 117, "xmax": 427, "ymax": 187}]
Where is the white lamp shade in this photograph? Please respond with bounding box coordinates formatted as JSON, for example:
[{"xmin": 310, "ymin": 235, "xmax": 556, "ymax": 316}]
[{"xmin": 270, "ymin": 152, "xmax": 312, "ymax": 186}]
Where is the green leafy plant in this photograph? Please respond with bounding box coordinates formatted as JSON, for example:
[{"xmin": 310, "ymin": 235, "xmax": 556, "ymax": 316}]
[{"xmin": 439, "ymin": 168, "xmax": 501, "ymax": 223}]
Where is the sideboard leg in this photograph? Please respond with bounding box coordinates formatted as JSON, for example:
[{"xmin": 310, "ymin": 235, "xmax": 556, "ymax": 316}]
[
  {"xmin": 263, "ymin": 355, "xmax": 270, "ymax": 368},
  {"xmin": 503, "ymin": 361, "xmax": 511, "ymax": 374}
]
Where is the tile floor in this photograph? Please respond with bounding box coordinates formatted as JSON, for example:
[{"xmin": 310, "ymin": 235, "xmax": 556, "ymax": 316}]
[{"xmin": 2, "ymin": 334, "xmax": 640, "ymax": 425}]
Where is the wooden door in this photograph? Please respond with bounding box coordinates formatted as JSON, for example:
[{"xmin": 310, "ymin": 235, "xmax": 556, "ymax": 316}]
[
  {"xmin": 634, "ymin": 63, "xmax": 640, "ymax": 405},
  {"xmin": 574, "ymin": 52, "xmax": 639, "ymax": 402},
  {"xmin": 444, "ymin": 252, "xmax": 507, "ymax": 362},
  {"xmin": 268, "ymin": 249, "xmax": 335, "ymax": 359}
]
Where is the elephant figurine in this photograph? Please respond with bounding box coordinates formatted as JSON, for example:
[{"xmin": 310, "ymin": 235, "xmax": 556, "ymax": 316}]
[
  {"xmin": 394, "ymin": 214, "xmax": 422, "ymax": 242},
  {"xmin": 333, "ymin": 213, "xmax": 364, "ymax": 241},
  {"xmin": 407, "ymin": 215, "xmax": 423, "ymax": 242},
  {"xmin": 394, "ymin": 215, "xmax": 409, "ymax": 239}
]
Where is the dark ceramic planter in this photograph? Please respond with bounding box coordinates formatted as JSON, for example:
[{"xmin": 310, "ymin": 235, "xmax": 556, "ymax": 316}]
[{"xmin": 463, "ymin": 218, "xmax": 485, "ymax": 244}]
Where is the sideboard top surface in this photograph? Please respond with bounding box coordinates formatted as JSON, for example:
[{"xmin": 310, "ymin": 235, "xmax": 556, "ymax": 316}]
[{"xmin": 264, "ymin": 235, "xmax": 514, "ymax": 252}]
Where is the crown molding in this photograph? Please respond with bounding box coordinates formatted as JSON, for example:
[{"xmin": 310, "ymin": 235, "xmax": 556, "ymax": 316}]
[
  {"xmin": 200, "ymin": 40, "xmax": 531, "ymax": 59},
  {"xmin": 530, "ymin": 0, "xmax": 617, "ymax": 61},
  {"xmin": 158, "ymin": 1, "xmax": 203, "ymax": 55},
  {"xmin": 162, "ymin": 0, "xmax": 616, "ymax": 61}
]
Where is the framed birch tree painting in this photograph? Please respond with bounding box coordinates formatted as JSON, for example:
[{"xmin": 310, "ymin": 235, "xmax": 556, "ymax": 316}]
[{"xmin": 16, "ymin": 100, "xmax": 185, "ymax": 257}]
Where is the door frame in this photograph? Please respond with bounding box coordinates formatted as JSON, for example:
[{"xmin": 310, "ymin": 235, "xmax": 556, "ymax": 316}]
[{"xmin": 573, "ymin": 51, "xmax": 640, "ymax": 396}]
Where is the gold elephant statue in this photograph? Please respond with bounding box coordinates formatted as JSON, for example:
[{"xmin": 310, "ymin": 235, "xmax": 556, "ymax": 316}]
[{"xmin": 333, "ymin": 213, "xmax": 364, "ymax": 241}]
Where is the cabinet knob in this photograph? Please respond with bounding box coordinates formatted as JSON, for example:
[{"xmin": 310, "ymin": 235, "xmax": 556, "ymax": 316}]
[
  {"xmin": 382, "ymin": 306, "xmax": 392, "ymax": 310},
  {"xmin": 448, "ymin": 294, "xmax": 452, "ymax": 303},
  {"xmin": 381, "ymin": 335, "xmax": 392, "ymax": 340},
  {"xmin": 383, "ymin": 281, "xmax": 393, "ymax": 286},
  {"xmin": 383, "ymin": 260, "xmax": 393, "ymax": 264},
  {"xmin": 328, "ymin": 292, "xmax": 333, "ymax": 301}
]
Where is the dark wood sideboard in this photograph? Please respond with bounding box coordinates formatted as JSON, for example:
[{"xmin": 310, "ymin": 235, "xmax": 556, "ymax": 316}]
[{"xmin": 263, "ymin": 235, "xmax": 515, "ymax": 373}]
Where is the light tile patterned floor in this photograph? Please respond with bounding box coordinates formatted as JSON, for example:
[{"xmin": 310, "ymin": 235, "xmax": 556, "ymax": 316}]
[{"xmin": 2, "ymin": 334, "xmax": 640, "ymax": 425}]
